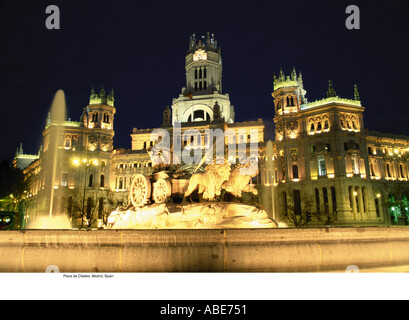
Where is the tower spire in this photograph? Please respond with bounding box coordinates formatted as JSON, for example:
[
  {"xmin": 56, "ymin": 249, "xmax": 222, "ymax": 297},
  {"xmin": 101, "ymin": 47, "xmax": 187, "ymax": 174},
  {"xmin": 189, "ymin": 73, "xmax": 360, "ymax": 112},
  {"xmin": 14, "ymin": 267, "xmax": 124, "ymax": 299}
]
[
  {"xmin": 354, "ymin": 84, "xmax": 360, "ymax": 101},
  {"xmin": 327, "ymin": 80, "xmax": 337, "ymax": 98},
  {"xmin": 291, "ymin": 67, "xmax": 297, "ymax": 81}
]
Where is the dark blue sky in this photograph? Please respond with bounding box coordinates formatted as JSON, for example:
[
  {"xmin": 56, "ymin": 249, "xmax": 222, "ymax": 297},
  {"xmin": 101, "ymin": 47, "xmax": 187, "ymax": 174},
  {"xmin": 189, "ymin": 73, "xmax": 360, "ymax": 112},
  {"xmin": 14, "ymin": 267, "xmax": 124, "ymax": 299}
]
[{"xmin": 0, "ymin": 0, "xmax": 408, "ymax": 160}]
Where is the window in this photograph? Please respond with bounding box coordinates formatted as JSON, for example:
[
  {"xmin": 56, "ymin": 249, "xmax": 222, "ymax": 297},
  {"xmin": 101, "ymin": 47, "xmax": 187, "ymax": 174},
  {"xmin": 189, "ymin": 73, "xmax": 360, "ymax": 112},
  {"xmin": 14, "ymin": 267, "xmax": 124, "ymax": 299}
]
[
  {"xmin": 61, "ymin": 172, "xmax": 68, "ymax": 187},
  {"xmin": 194, "ymin": 68, "xmax": 198, "ymax": 79},
  {"xmin": 194, "ymin": 82, "xmax": 198, "ymax": 91},
  {"xmin": 324, "ymin": 120, "xmax": 329, "ymax": 130},
  {"xmin": 293, "ymin": 190, "xmax": 302, "ymax": 215},
  {"xmin": 199, "ymin": 68, "xmax": 202, "ymax": 79},
  {"xmin": 64, "ymin": 138, "xmax": 71, "ymax": 149},
  {"xmin": 194, "ymin": 110, "xmax": 205, "ymax": 121},
  {"xmin": 325, "ymin": 143, "xmax": 331, "ymax": 152},
  {"xmin": 310, "ymin": 124, "xmax": 315, "ymax": 134},
  {"xmin": 331, "ymin": 187, "xmax": 337, "ymax": 213},
  {"xmin": 89, "ymin": 174, "xmax": 93, "ymax": 187},
  {"xmin": 292, "ymin": 165, "xmax": 299, "ymax": 179},
  {"xmin": 204, "ymin": 67, "xmax": 207, "ymax": 78},
  {"xmin": 318, "ymin": 156, "xmax": 327, "ymax": 176},
  {"xmin": 100, "ymin": 175, "xmax": 105, "ymax": 188},
  {"xmin": 323, "ymin": 187, "xmax": 329, "ymax": 214},
  {"xmin": 370, "ymin": 163, "xmax": 375, "ymax": 176},
  {"xmin": 386, "ymin": 163, "xmax": 391, "ymax": 178},
  {"xmin": 352, "ymin": 157, "xmax": 360, "ymax": 174},
  {"xmin": 317, "ymin": 122, "xmax": 322, "ymax": 131},
  {"xmin": 72, "ymin": 137, "xmax": 77, "ymax": 149},
  {"xmin": 315, "ymin": 188, "xmax": 320, "ymax": 214}
]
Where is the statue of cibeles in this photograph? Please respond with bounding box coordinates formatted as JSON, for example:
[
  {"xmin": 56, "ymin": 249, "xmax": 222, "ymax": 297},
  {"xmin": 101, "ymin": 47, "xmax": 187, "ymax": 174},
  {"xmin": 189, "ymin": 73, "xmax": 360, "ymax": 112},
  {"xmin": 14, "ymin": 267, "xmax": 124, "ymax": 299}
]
[
  {"xmin": 222, "ymin": 159, "xmax": 259, "ymax": 198},
  {"xmin": 184, "ymin": 162, "xmax": 231, "ymax": 201}
]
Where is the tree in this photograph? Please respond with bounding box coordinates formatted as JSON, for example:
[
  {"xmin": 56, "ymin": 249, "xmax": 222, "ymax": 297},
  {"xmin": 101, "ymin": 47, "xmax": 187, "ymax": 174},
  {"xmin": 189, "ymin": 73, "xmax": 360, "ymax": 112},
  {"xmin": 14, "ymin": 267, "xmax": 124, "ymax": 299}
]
[
  {"xmin": 281, "ymin": 189, "xmax": 315, "ymax": 228},
  {"xmin": 0, "ymin": 159, "xmax": 29, "ymax": 212},
  {"xmin": 69, "ymin": 188, "xmax": 119, "ymax": 229},
  {"xmin": 383, "ymin": 181, "xmax": 409, "ymax": 225}
]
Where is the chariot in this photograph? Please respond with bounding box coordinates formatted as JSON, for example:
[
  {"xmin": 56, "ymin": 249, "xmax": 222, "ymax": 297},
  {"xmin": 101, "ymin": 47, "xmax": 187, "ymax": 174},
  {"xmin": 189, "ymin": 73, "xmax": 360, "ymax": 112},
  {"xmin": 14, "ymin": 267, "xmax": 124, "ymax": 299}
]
[{"xmin": 128, "ymin": 165, "xmax": 203, "ymax": 208}]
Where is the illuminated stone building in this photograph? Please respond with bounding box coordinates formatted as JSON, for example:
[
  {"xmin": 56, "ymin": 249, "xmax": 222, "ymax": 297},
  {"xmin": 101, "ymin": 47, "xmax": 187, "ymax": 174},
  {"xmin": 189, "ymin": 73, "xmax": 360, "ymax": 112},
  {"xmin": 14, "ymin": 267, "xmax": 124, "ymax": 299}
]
[
  {"xmin": 115, "ymin": 33, "xmax": 264, "ymax": 200},
  {"xmin": 20, "ymin": 88, "xmax": 116, "ymax": 227},
  {"xmin": 270, "ymin": 69, "xmax": 409, "ymax": 226},
  {"xmin": 15, "ymin": 34, "xmax": 409, "ymax": 228}
]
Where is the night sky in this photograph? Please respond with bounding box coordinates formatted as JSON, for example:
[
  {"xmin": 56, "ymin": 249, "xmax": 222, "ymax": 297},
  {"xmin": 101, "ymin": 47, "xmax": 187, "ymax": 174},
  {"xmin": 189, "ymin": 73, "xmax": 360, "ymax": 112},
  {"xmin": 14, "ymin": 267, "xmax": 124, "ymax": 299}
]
[{"xmin": 0, "ymin": 0, "xmax": 408, "ymax": 161}]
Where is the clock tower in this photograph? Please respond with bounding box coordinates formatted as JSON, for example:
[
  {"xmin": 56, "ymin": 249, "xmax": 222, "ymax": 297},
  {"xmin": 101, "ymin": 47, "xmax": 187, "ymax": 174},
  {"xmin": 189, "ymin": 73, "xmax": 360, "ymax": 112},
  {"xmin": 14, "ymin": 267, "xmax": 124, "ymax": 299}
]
[
  {"xmin": 171, "ymin": 33, "xmax": 235, "ymax": 124},
  {"xmin": 185, "ymin": 33, "xmax": 223, "ymax": 95}
]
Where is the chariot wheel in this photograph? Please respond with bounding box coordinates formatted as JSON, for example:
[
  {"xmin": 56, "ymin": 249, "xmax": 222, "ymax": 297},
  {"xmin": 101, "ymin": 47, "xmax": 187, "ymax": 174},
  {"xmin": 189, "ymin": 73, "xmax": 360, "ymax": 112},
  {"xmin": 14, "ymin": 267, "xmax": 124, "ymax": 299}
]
[
  {"xmin": 153, "ymin": 178, "xmax": 171, "ymax": 203},
  {"xmin": 130, "ymin": 174, "xmax": 152, "ymax": 207}
]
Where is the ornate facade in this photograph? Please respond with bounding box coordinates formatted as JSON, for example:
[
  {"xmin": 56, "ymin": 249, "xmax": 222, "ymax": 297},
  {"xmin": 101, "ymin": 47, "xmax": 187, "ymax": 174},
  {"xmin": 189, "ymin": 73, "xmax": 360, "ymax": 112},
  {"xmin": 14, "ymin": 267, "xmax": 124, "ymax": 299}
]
[
  {"xmin": 15, "ymin": 34, "xmax": 409, "ymax": 228},
  {"xmin": 267, "ymin": 69, "xmax": 409, "ymax": 226}
]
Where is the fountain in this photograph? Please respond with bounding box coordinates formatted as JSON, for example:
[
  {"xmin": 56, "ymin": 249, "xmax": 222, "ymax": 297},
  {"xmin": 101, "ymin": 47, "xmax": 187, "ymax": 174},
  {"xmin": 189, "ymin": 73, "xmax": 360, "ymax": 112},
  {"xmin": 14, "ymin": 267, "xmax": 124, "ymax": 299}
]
[
  {"xmin": 106, "ymin": 159, "xmax": 278, "ymax": 229},
  {"xmin": 26, "ymin": 90, "xmax": 72, "ymax": 229}
]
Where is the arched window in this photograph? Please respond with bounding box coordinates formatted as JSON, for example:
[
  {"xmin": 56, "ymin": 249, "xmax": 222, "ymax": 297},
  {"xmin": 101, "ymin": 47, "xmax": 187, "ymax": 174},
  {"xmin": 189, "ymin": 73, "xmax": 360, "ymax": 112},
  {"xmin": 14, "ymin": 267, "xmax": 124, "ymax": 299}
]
[
  {"xmin": 64, "ymin": 137, "xmax": 71, "ymax": 149},
  {"xmin": 315, "ymin": 188, "xmax": 320, "ymax": 214},
  {"xmin": 72, "ymin": 136, "xmax": 77, "ymax": 149},
  {"xmin": 317, "ymin": 122, "xmax": 322, "ymax": 131},
  {"xmin": 310, "ymin": 123, "xmax": 315, "ymax": 133},
  {"xmin": 324, "ymin": 120, "xmax": 329, "ymax": 130},
  {"xmin": 323, "ymin": 187, "xmax": 329, "ymax": 214},
  {"xmin": 331, "ymin": 187, "xmax": 337, "ymax": 213}
]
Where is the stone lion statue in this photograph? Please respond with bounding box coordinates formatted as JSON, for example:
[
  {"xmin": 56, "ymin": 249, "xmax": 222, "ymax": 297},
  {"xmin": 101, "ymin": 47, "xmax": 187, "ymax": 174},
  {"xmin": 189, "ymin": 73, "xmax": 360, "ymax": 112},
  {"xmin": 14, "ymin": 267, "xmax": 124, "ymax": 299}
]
[
  {"xmin": 184, "ymin": 162, "xmax": 231, "ymax": 201},
  {"xmin": 222, "ymin": 159, "xmax": 259, "ymax": 198}
]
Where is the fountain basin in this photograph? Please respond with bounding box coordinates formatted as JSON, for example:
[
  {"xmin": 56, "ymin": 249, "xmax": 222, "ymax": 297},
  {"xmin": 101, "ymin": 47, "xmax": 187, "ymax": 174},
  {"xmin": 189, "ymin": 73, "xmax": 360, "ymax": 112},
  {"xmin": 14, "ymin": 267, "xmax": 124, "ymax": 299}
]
[{"xmin": 1, "ymin": 227, "xmax": 409, "ymax": 272}]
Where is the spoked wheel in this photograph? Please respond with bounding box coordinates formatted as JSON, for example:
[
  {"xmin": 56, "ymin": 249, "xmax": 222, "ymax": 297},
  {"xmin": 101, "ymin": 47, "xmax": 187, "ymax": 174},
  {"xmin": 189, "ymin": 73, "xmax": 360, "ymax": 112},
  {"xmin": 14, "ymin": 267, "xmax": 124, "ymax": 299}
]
[
  {"xmin": 130, "ymin": 174, "xmax": 152, "ymax": 208},
  {"xmin": 153, "ymin": 178, "xmax": 171, "ymax": 204}
]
